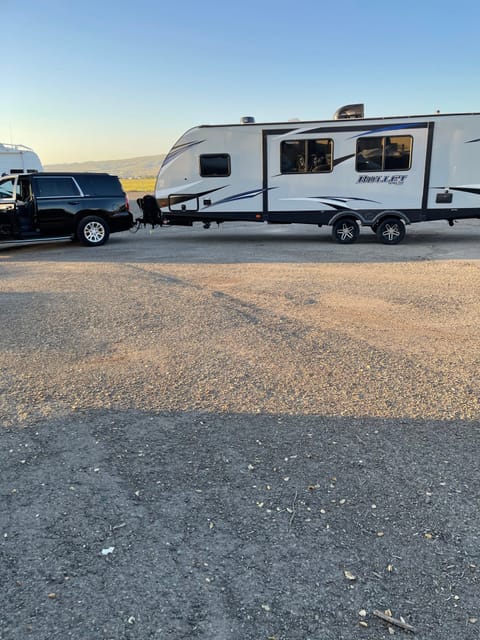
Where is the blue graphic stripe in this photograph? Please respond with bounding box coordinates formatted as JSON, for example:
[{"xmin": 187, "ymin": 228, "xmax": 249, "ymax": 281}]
[
  {"xmin": 162, "ymin": 140, "xmax": 205, "ymax": 167},
  {"xmin": 213, "ymin": 187, "xmax": 275, "ymax": 206},
  {"xmin": 306, "ymin": 195, "xmax": 381, "ymax": 209},
  {"xmin": 310, "ymin": 196, "xmax": 378, "ymax": 203},
  {"xmin": 349, "ymin": 123, "xmax": 427, "ymax": 139}
]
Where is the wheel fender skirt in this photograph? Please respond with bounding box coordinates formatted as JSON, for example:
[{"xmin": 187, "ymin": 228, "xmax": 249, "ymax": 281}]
[{"xmin": 328, "ymin": 211, "xmax": 411, "ymax": 227}]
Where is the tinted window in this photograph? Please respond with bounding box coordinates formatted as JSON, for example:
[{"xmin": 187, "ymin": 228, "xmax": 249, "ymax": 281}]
[
  {"xmin": 34, "ymin": 177, "xmax": 81, "ymax": 197},
  {"xmin": 75, "ymin": 174, "xmax": 123, "ymax": 196},
  {"xmin": 199, "ymin": 154, "xmax": 231, "ymax": 177},
  {"xmin": 281, "ymin": 139, "xmax": 333, "ymax": 173},
  {"xmin": 356, "ymin": 136, "xmax": 413, "ymax": 172}
]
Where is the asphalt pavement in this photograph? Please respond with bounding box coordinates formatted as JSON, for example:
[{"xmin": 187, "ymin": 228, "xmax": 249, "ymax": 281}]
[{"xmin": 1, "ymin": 210, "xmax": 479, "ymax": 639}]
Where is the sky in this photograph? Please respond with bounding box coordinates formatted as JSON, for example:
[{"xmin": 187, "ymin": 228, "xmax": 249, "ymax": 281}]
[{"xmin": 2, "ymin": 0, "xmax": 480, "ymax": 164}]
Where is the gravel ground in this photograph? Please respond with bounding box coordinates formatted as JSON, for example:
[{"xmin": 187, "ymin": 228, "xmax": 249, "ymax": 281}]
[{"xmin": 1, "ymin": 211, "xmax": 479, "ymax": 639}]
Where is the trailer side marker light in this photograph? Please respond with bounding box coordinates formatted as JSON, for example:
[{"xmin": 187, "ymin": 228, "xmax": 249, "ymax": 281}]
[{"xmin": 256, "ymin": 214, "xmax": 262, "ymax": 219}]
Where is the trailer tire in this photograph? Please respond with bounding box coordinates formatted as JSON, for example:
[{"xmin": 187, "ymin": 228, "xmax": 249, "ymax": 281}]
[
  {"xmin": 77, "ymin": 216, "xmax": 110, "ymax": 246},
  {"xmin": 376, "ymin": 217, "xmax": 405, "ymax": 244},
  {"xmin": 332, "ymin": 217, "xmax": 359, "ymax": 244}
]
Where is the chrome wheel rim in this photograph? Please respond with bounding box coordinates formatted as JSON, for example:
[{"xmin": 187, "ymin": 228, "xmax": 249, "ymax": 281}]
[
  {"xmin": 338, "ymin": 223, "xmax": 356, "ymax": 241},
  {"xmin": 382, "ymin": 223, "xmax": 401, "ymax": 241},
  {"xmin": 84, "ymin": 221, "xmax": 105, "ymax": 243}
]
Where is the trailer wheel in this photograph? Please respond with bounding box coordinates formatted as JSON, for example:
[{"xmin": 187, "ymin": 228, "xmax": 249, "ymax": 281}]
[
  {"xmin": 376, "ymin": 217, "xmax": 405, "ymax": 244},
  {"xmin": 332, "ymin": 218, "xmax": 359, "ymax": 244},
  {"xmin": 77, "ymin": 216, "xmax": 110, "ymax": 246}
]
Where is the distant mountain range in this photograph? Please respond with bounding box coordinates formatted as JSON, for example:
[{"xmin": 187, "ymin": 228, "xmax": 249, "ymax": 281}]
[{"xmin": 44, "ymin": 154, "xmax": 166, "ymax": 178}]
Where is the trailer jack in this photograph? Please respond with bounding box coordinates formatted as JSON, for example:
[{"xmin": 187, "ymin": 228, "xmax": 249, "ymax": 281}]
[{"xmin": 135, "ymin": 195, "xmax": 164, "ymax": 229}]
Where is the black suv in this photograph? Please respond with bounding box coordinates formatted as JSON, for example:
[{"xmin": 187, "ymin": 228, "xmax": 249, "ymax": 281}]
[{"xmin": 0, "ymin": 172, "xmax": 133, "ymax": 247}]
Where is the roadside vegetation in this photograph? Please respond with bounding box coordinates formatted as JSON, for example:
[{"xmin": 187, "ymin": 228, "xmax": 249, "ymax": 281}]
[{"xmin": 120, "ymin": 177, "xmax": 156, "ymax": 193}]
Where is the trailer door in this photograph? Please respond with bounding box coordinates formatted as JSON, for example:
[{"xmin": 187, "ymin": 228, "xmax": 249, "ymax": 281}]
[{"xmin": 265, "ymin": 123, "xmax": 432, "ymax": 218}]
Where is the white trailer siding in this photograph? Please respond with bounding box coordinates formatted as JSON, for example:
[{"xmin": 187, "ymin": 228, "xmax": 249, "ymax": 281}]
[
  {"xmin": 152, "ymin": 109, "xmax": 480, "ymax": 243},
  {"xmin": 427, "ymin": 116, "xmax": 480, "ymax": 210},
  {"xmin": 156, "ymin": 127, "xmax": 263, "ymax": 215},
  {"xmin": 265, "ymin": 121, "xmax": 430, "ymax": 215},
  {"xmin": 0, "ymin": 143, "xmax": 42, "ymax": 176}
]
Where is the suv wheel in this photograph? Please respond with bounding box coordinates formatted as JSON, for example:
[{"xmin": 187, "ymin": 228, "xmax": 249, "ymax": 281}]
[{"xmin": 77, "ymin": 216, "xmax": 110, "ymax": 246}]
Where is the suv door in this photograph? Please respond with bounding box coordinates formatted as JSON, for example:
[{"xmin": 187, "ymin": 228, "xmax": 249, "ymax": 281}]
[
  {"xmin": 0, "ymin": 176, "xmax": 19, "ymax": 239},
  {"xmin": 31, "ymin": 175, "xmax": 82, "ymax": 234}
]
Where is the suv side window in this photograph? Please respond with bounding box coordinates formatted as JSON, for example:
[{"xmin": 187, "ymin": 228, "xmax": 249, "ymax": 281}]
[
  {"xmin": 0, "ymin": 177, "xmax": 17, "ymax": 199},
  {"xmin": 33, "ymin": 177, "xmax": 81, "ymax": 197},
  {"xmin": 75, "ymin": 174, "xmax": 123, "ymax": 196}
]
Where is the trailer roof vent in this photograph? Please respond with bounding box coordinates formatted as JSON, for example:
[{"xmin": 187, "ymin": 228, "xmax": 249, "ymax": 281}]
[
  {"xmin": 240, "ymin": 116, "xmax": 255, "ymax": 124},
  {"xmin": 333, "ymin": 103, "xmax": 364, "ymax": 120}
]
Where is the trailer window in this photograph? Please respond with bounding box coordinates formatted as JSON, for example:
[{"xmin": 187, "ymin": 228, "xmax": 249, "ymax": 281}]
[
  {"xmin": 281, "ymin": 139, "xmax": 333, "ymax": 174},
  {"xmin": 356, "ymin": 136, "xmax": 412, "ymax": 172},
  {"xmin": 200, "ymin": 154, "xmax": 231, "ymax": 177}
]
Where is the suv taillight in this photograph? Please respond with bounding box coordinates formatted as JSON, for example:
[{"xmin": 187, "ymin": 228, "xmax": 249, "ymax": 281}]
[{"xmin": 125, "ymin": 194, "xmax": 130, "ymax": 210}]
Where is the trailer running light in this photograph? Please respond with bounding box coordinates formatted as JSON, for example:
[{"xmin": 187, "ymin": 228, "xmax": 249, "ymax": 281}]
[{"xmin": 256, "ymin": 214, "xmax": 262, "ymax": 219}]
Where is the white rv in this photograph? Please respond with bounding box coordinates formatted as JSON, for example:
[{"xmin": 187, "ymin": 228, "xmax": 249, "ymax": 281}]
[
  {"xmin": 148, "ymin": 104, "xmax": 480, "ymax": 244},
  {"xmin": 0, "ymin": 143, "xmax": 42, "ymax": 176}
]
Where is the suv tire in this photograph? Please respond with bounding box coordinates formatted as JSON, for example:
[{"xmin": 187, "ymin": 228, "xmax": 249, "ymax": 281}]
[{"xmin": 77, "ymin": 215, "xmax": 110, "ymax": 246}]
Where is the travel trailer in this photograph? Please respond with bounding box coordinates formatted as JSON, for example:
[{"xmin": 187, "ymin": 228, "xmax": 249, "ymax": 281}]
[
  {"xmin": 141, "ymin": 104, "xmax": 480, "ymax": 244},
  {"xmin": 0, "ymin": 143, "xmax": 42, "ymax": 176}
]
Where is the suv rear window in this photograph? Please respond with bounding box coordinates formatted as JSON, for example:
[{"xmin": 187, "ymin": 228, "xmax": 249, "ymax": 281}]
[
  {"xmin": 75, "ymin": 174, "xmax": 123, "ymax": 196},
  {"xmin": 34, "ymin": 177, "xmax": 81, "ymax": 197}
]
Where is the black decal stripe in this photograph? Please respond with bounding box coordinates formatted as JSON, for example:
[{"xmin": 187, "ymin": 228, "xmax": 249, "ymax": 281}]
[
  {"xmin": 309, "ymin": 195, "xmax": 380, "ymax": 204},
  {"xmin": 169, "ymin": 186, "xmax": 226, "ymax": 205},
  {"xmin": 333, "ymin": 153, "xmax": 355, "ymax": 167},
  {"xmin": 316, "ymin": 202, "xmax": 348, "ymax": 211},
  {"xmin": 450, "ymin": 187, "xmax": 480, "ymax": 195},
  {"xmin": 422, "ymin": 122, "xmax": 435, "ymax": 211},
  {"xmin": 264, "ymin": 122, "xmax": 429, "ymax": 138},
  {"xmin": 214, "ymin": 187, "xmax": 276, "ymax": 206}
]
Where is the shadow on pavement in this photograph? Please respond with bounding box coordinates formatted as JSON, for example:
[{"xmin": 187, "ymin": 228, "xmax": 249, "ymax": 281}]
[{"xmin": 2, "ymin": 410, "xmax": 479, "ymax": 639}]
